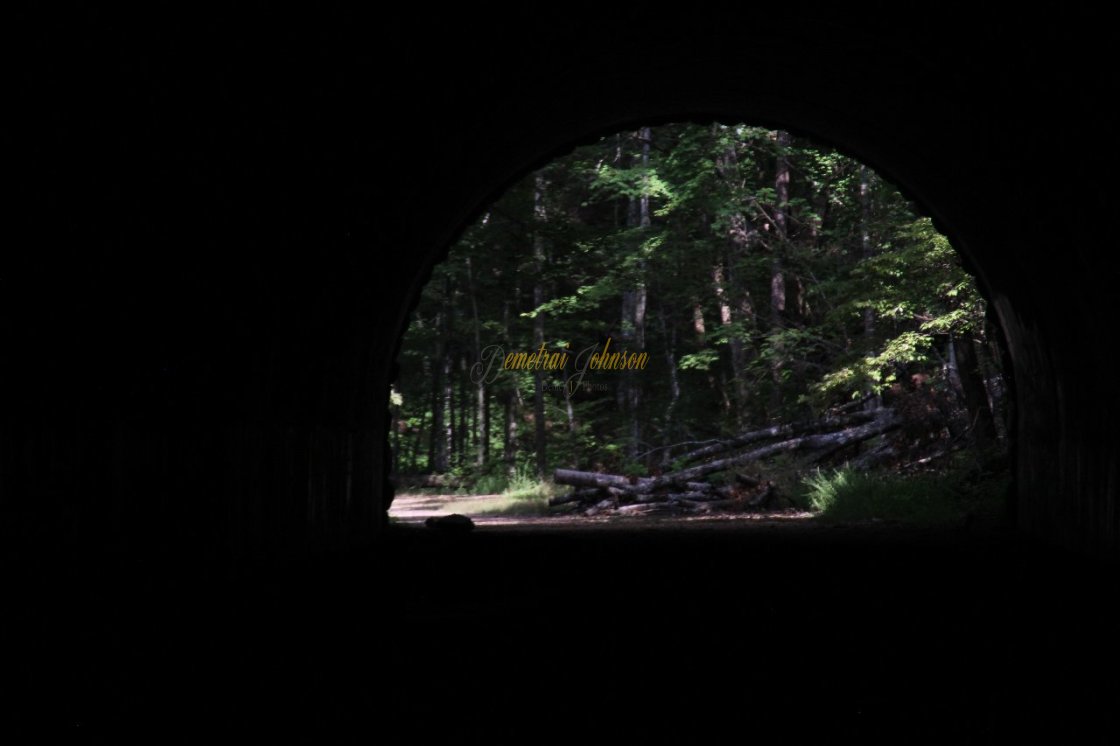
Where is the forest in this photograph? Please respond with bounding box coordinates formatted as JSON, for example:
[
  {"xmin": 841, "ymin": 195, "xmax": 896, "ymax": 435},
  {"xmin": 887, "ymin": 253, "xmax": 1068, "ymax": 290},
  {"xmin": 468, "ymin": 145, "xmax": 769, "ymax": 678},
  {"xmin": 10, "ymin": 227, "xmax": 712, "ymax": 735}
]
[{"xmin": 390, "ymin": 123, "xmax": 1009, "ymax": 520}]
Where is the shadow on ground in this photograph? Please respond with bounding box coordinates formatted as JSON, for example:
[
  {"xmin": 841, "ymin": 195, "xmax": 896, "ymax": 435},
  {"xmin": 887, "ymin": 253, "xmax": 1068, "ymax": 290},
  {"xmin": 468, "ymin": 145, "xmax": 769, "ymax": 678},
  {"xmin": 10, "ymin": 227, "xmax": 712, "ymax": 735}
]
[{"xmin": 24, "ymin": 517, "xmax": 1120, "ymax": 742}]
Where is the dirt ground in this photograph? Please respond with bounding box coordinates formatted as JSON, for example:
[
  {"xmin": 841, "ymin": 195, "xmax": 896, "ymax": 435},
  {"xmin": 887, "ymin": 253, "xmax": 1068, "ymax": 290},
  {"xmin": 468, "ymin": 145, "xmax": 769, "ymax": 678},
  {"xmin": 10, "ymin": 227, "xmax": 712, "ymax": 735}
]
[
  {"xmin": 392, "ymin": 490, "xmax": 815, "ymax": 522},
  {"xmin": 391, "ymin": 491, "xmax": 948, "ymax": 534},
  {"xmin": 45, "ymin": 492, "xmax": 1118, "ymax": 742}
]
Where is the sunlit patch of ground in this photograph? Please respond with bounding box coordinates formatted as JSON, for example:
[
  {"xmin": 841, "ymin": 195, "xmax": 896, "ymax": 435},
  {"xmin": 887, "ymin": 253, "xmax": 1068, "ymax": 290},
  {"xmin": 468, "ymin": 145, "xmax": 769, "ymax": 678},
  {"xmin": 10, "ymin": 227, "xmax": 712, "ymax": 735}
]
[
  {"xmin": 390, "ymin": 492, "xmax": 819, "ymax": 529},
  {"xmin": 388, "ymin": 492, "xmax": 504, "ymax": 519}
]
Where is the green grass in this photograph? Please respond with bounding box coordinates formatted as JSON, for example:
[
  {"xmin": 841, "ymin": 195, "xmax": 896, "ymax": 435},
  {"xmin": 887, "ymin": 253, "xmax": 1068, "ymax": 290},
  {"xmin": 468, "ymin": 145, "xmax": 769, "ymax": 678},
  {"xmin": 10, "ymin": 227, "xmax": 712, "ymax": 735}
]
[
  {"xmin": 471, "ymin": 471, "xmax": 509, "ymax": 495},
  {"xmin": 399, "ymin": 484, "xmax": 473, "ymax": 497},
  {"xmin": 454, "ymin": 493, "xmax": 551, "ymax": 517},
  {"xmin": 462, "ymin": 465, "xmax": 557, "ymax": 517},
  {"xmin": 801, "ymin": 463, "xmax": 1009, "ymax": 526}
]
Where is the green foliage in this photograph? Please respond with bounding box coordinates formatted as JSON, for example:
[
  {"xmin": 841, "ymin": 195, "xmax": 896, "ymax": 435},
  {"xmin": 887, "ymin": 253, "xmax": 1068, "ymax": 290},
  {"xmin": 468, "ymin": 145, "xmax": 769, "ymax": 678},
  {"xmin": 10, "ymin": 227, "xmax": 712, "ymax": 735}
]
[
  {"xmin": 706, "ymin": 470, "xmax": 733, "ymax": 486},
  {"xmin": 451, "ymin": 492, "xmax": 553, "ymax": 518},
  {"xmin": 807, "ymin": 215, "xmax": 987, "ymax": 404},
  {"xmin": 621, "ymin": 462, "xmax": 648, "ymax": 479},
  {"xmin": 679, "ymin": 348, "xmax": 720, "ymax": 371},
  {"xmin": 801, "ymin": 465, "xmax": 1008, "ymax": 526},
  {"xmin": 502, "ymin": 463, "xmax": 550, "ymax": 500},
  {"xmin": 458, "ymin": 466, "xmax": 556, "ymax": 517},
  {"xmin": 812, "ymin": 330, "xmax": 934, "ymax": 401},
  {"xmin": 472, "ymin": 472, "xmax": 508, "ymax": 495},
  {"xmin": 391, "ymin": 120, "xmax": 1002, "ymax": 489}
]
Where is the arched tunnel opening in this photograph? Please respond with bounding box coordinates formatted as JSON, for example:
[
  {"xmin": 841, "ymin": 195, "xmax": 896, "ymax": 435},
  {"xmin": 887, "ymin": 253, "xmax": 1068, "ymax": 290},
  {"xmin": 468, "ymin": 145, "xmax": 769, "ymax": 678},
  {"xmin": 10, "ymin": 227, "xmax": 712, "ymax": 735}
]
[
  {"xmin": 9, "ymin": 10, "xmax": 1120, "ymax": 741},
  {"xmin": 388, "ymin": 121, "xmax": 1014, "ymax": 533},
  {"xmin": 371, "ymin": 120, "xmax": 1090, "ymax": 741}
]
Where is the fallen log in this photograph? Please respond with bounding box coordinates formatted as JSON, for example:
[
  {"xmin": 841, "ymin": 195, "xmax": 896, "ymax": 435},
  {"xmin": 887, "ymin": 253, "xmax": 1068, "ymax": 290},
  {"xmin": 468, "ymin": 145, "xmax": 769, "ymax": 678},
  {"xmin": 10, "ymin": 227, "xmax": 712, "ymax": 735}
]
[
  {"xmin": 848, "ymin": 441, "xmax": 898, "ymax": 471},
  {"xmin": 554, "ymin": 414, "xmax": 899, "ymax": 502},
  {"xmin": 552, "ymin": 413, "xmax": 899, "ymax": 517},
  {"xmin": 897, "ymin": 447, "xmax": 956, "ymax": 472},
  {"xmin": 675, "ymin": 411, "xmax": 880, "ymax": 465},
  {"xmin": 658, "ymin": 491, "xmax": 712, "ymax": 502},
  {"xmin": 629, "ymin": 489, "xmax": 713, "ymax": 504},
  {"xmin": 672, "ymin": 496, "xmax": 747, "ymax": 513},
  {"xmin": 831, "ymin": 393, "xmax": 877, "ymax": 414},
  {"xmin": 644, "ymin": 412, "xmax": 901, "ymax": 489},
  {"xmin": 616, "ymin": 503, "xmax": 673, "ymax": 516},
  {"xmin": 548, "ymin": 493, "xmax": 579, "ymax": 507},
  {"xmin": 552, "ymin": 469, "xmax": 714, "ymax": 496},
  {"xmin": 681, "ymin": 488, "xmax": 735, "ymax": 502},
  {"xmin": 584, "ymin": 498, "xmax": 617, "ymax": 516},
  {"xmin": 553, "ymin": 468, "xmax": 655, "ymax": 493},
  {"xmin": 548, "ymin": 488, "xmax": 602, "ymax": 507},
  {"xmin": 736, "ymin": 473, "xmax": 761, "ymax": 488}
]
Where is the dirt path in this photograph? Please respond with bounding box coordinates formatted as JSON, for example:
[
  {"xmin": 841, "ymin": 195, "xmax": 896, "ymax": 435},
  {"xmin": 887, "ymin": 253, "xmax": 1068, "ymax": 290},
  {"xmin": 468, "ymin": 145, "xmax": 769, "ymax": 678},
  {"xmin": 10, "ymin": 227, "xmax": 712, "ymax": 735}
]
[
  {"xmin": 388, "ymin": 492, "xmax": 506, "ymax": 519},
  {"xmin": 390, "ymin": 491, "xmax": 821, "ymax": 530}
]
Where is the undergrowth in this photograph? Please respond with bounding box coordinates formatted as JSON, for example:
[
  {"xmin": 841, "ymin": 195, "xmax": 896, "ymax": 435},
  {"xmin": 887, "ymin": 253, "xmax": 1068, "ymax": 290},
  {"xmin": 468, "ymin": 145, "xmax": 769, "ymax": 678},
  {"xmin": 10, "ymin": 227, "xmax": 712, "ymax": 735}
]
[{"xmin": 801, "ymin": 453, "xmax": 1010, "ymax": 526}]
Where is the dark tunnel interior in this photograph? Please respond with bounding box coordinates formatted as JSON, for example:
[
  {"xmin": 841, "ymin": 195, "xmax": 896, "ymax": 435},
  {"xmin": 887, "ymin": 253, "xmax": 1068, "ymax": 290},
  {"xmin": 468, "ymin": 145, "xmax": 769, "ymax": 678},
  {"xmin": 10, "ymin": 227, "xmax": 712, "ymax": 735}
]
[{"xmin": 7, "ymin": 8, "xmax": 1120, "ymax": 741}]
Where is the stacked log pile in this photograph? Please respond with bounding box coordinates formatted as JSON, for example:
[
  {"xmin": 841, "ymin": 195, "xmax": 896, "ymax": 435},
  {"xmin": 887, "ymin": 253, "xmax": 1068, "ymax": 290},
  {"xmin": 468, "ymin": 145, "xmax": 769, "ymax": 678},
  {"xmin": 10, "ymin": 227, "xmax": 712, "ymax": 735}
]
[{"xmin": 550, "ymin": 409, "xmax": 901, "ymax": 516}]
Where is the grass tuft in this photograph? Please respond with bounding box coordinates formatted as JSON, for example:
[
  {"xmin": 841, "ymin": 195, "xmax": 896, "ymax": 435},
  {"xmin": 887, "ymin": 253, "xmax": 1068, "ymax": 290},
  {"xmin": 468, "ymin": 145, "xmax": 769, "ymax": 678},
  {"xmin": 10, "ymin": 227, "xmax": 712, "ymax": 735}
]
[
  {"xmin": 460, "ymin": 465, "xmax": 556, "ymax": 517},
  {"xmin": 801, "ymin": 463, "xmax": 1009, "ymax": 526}
]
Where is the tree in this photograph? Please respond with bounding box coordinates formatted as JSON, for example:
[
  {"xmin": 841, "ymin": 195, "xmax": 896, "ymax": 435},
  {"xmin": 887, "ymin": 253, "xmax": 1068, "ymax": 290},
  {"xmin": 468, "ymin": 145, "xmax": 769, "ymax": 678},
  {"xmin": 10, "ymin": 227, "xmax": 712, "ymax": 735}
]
[{"xmin": 392, "ymin": 122, "xmax": 1006, "ymax": 484}]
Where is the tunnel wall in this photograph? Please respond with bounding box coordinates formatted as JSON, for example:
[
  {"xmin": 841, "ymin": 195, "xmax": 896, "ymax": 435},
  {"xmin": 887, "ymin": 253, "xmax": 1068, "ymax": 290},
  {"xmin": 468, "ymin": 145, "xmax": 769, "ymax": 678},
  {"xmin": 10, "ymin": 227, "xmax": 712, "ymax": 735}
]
[{"xmin": 5, "ymin": 10, "xmax": 1118, "ymax": 562}]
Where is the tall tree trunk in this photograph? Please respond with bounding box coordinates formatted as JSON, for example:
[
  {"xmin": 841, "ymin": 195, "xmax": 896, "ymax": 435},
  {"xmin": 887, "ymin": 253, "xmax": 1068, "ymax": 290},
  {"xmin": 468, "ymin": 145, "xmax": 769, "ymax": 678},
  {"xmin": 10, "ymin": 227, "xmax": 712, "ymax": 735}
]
[
  {"xmin": 636, "ymin": 126, "xmax": 650, "ymax": 349},
  {"xmin": 465, "ymin": 256, "xmax": 488, "ymax": 466},
  {"xmin": 632, "ymin": 127, "xmax": 651, "ymax": 460},
  {"xmin": 429, "ymin": 306, "xmax": 448, "ymax": 473},
  {"xmin": 408, "ymin": 410, "xmax": 426, "ymax": 472},
  {"xmin": 484, "ymin": 384, "xmax": 492, "ymax": 462},
  {"xmin": 389, "ymin": 396, "xmax": 399, "ymax": 478},
  {"xmin": 441, "ymin": 353, "xmax": 450, "ymax": 465},
  {"xmin": 860, "ymin": 165, "xmax": 875, "ymax": 339},
  {"xmin": 977, "ymin": 331, "xmax": 1008, "ymax": 441},
  {"xmin": 714, "ymin": 133, "xmax": 754, "ymax": 422},
  {"xmin": 692, "ymin": 298, "xmax": 706, "ymax": 340},
  {"xmin": 467, "ymin": 354, "xmax": 475, "ymax": 458},
  {"xmin": 502, "ymin": 299, "xmax": 517, "ymax": 470},
  {"xmin": 712, "ymin": 261, "xmax": 745, "ymax": 422},
  {"xmin": 980, "ymin": 313, "xmax": 1008, "ymax": 442},
  {"xmin": 503, "ymin": 391, "xmax": 517, "ymax": 468},
  {"xmin": 441, "ymin": 353, "xmax": 453, "ymax": 472},
  {"xmin": 564, "ymin": 382, "xmax": 576, "ymax": 433},
  {"xmin": 659, "ymin": 304, "xmax": 681, "ymax": 468},
  {"xmin": 619, "ymin": 128, "xmax": 651, "ymax": 464},
  {"xmin": 563, "ymin": 356, "xmax": 576, "ymax": 467},
  {"xmin": 532, "ymin": 175, "xmax": 548, "ymax": 477},
  {"xmin": 954, "ymin": 334, "xmax": 997, "ymax": 447},
  {"xmin": 440, "ymin": 277, "xmax": 454, "ymax": 471},
  {"xmin": 770, "ymin": 130, "xmax": 791, "ymax": 417},
  {"xmin": 859, "ymin": 166, "xmax": 882, "ymax": 410},
  {"xmin": 946, "ymin": 332, "xmax": 962, "ymax": 392},
  {"xmin": 457, "ymin": 355, "xmax": 468, "ymax": 467}
]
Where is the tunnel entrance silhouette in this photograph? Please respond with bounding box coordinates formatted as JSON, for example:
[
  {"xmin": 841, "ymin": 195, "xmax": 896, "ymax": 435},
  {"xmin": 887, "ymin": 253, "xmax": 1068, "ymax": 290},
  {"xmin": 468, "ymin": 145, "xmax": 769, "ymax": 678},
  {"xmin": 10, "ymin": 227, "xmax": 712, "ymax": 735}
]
[{"xmin": 13, "ymin": 12, "xmax": 1120, "ymax": 741}]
